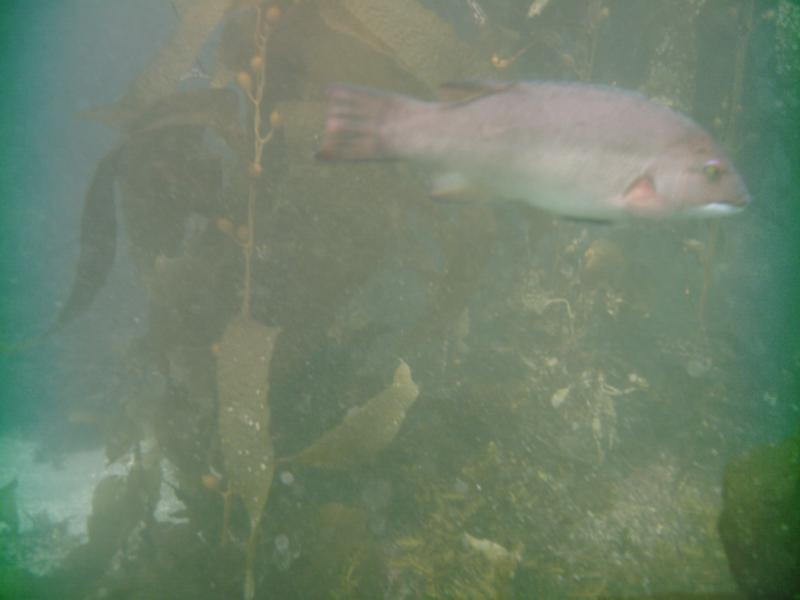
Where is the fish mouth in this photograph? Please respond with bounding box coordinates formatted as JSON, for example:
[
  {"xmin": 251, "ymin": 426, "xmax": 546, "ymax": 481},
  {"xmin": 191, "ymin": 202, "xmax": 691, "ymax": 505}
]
[
  {"xmin": 690, "ymin": 195, "xmax": 750, "ymax": 217},
  {"xmin": 696, "ymin": 202, "xmax": 744, "ymax": 215}
]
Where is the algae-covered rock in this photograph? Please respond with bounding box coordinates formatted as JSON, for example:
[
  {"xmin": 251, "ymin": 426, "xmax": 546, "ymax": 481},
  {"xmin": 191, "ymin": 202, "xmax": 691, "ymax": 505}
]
[
  {"xmin": 718, "ymin": 429, "xmax": 800, "ymax": 599},
  {"xmin": 640, "ymin": 0, "xmax": 702, "ymax": 112}
]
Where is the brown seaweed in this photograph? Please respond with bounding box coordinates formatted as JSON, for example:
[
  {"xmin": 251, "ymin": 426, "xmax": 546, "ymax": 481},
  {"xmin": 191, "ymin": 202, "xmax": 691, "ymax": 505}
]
[
  {"xmin": 283, "ymin": 360, "xmax": 419, "ymax": 470},
  {"xmin": 128, "ymin": 87, "xmax": 241, "ymax": 140},
  {"xmin": 51, "ymin": 87, "xmax": 239, "ymax": 335},
  {"xmin": 114, "ymin": 0, "xmax": 233, "ymax": 118},
  {"xmin": 47, "ymin": 149, "xmax": 121, "ymax": 335},
  {"xmin": 216, "ymin": 316, "xmax": 279, "ymax": 599},
  {"xmin": 336, "ymin": 0, "xmax": 485, "ymax": 87},
  {"xmin": 217, "ymin": 318, "xmax": 279, "ymax": 525}
]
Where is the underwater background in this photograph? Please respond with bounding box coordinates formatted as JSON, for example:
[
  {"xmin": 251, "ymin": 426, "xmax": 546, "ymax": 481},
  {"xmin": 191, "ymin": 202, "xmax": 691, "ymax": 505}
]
[{"xmin": 1, "ymin": 1, "xmax": 798, "ymax": 598}]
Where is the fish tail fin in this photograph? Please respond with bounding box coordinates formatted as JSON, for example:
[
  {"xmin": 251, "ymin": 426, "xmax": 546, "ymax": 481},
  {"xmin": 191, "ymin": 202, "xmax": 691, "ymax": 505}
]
[{"xmin": 316, "ymin": 85, "xmax": 412, "ymax": 161}]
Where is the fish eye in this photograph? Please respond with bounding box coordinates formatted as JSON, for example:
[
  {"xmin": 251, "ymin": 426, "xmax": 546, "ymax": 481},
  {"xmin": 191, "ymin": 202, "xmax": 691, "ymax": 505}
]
[{"xmin": 702, "ymin": 160, "xmax": 723, "ymax": 182}]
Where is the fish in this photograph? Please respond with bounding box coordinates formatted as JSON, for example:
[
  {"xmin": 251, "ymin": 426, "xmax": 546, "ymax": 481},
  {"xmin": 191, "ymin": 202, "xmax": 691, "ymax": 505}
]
[{"xmin": 316, "ymin": 81, "xmax": 751, "ymax": 220}]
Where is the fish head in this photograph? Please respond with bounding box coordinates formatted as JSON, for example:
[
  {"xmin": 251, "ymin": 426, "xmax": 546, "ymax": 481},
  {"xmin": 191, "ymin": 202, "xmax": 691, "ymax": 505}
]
[{"xmin": 646, "ymin": 134, "xmax": 751, "ymax": 218}]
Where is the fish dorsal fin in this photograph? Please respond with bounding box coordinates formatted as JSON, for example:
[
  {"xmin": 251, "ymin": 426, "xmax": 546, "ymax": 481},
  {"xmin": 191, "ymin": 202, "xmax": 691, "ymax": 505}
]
[{"xmin": 437, "ymin": 80, "xmax": 515, "ymax": 103}]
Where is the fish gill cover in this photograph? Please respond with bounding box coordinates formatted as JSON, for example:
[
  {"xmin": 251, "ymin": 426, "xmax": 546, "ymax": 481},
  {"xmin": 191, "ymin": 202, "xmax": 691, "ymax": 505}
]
[{"xmin": 1, "ymin": 1, "xmax": 799, "ymax": 599}]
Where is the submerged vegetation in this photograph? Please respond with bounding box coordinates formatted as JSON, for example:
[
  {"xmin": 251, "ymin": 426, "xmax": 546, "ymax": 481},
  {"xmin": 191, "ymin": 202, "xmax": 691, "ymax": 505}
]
[{"xmin": 4, "ymin": 0, "xmax": 800, "ymax": 598}]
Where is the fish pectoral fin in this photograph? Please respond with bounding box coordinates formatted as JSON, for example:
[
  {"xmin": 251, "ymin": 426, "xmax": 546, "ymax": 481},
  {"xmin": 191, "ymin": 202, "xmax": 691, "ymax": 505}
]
[
  {"xmin": 437, "ymin": 81, "xmax": 515, "ymax": 104},
  {"xmin": 622, "ymin": 174, "xmax": 667, "ymax": 216}
]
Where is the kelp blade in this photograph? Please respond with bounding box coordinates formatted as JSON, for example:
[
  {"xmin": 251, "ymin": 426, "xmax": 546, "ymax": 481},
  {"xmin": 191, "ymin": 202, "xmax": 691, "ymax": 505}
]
[
  {"xmin": 48, "ymin": 149, "xmax": 120, "ymax": 335},
  {"xmin": 217, "ymin": 316, "xmax": 280, "ymax": 528},
  {"xmin": 289, "ymin": 359, "xmax": 419, "ymax": 470}
]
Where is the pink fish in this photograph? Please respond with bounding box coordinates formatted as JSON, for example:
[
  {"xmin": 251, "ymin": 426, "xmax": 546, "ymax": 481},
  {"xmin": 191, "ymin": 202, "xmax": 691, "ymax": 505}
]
[{"xmin": 317, "ymin": 81, "xmax": 750, "ymax": 220}]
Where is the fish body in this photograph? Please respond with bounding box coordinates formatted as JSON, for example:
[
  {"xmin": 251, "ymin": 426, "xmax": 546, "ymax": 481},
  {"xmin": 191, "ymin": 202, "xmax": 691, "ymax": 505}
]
[{"xmin": 317, "ymin": 81, "xmax": 750, "ymax": 220}]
